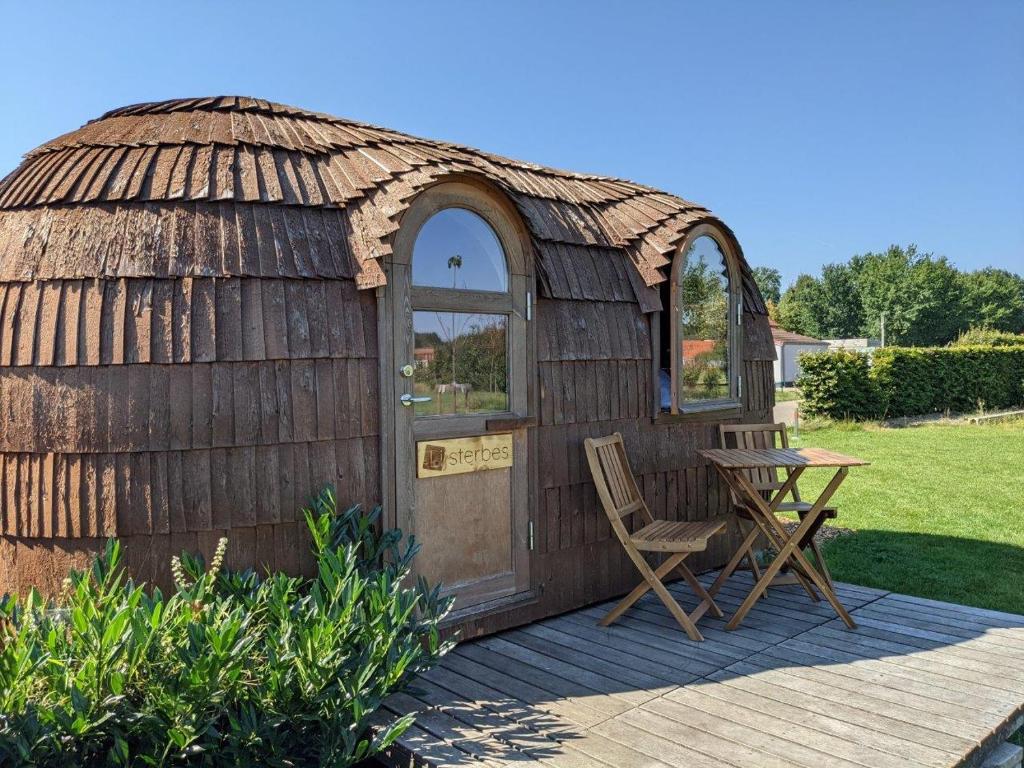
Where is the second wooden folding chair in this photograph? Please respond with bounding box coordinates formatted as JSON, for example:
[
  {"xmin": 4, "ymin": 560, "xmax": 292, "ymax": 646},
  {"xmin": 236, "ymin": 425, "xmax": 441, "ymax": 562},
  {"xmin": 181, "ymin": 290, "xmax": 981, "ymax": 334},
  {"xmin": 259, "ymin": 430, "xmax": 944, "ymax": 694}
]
[
  {"xmin": 709, "ymin": 422, "xmax": 837, "ymax": 599},
  {"xmin": 584, "ymin": 433, "xmax": 726, "ymax": 641}
]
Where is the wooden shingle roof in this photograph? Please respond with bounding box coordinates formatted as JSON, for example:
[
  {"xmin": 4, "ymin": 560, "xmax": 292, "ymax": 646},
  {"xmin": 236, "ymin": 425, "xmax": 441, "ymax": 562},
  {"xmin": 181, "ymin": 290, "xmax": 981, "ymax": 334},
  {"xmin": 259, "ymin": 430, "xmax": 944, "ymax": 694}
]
[{"xmin": 0, "ymin": 96, "xmax": 766, "ymax": 314}]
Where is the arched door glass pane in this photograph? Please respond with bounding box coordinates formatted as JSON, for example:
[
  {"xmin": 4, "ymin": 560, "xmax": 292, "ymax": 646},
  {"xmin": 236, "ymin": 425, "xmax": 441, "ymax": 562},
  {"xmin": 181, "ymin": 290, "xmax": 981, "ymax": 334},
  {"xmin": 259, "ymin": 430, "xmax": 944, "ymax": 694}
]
[
  {"xmin": 412, "ymin": 208, "xmax": 509, "ymax": 292},
  {"xmin": 677, "ymin": 235, "xmax": 730, "ymax": 403}
]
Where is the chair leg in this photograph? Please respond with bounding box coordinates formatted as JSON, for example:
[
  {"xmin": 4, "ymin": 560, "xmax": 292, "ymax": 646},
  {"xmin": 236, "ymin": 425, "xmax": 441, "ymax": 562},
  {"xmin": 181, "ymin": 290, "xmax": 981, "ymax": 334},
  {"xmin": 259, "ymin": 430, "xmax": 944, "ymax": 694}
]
[
  {"xmin": 650, "ymin": 571, "xmax": 704, "ymax": 642},
  {"xmin": 708, "ymin": 517, "xmax": 760, "ymax": 598},
  {"xmin": 600, "ymin": 551, "xmax": 707, "ymax": 641},
  {"xmin": 674, "ymin": 560, "xmax": 724, "ymax": 620},
  {"xmin": 599, "ymin": 553, "xmax": 687, "ymax": 627}
]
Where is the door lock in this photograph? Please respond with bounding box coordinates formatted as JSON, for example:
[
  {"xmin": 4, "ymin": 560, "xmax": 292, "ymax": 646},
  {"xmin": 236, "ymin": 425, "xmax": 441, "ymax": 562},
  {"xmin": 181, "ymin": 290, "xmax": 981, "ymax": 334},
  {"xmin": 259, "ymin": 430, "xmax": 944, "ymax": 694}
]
[{"xmin": 400, "ymin": 364, "xmax": 415, "ymax": 378}]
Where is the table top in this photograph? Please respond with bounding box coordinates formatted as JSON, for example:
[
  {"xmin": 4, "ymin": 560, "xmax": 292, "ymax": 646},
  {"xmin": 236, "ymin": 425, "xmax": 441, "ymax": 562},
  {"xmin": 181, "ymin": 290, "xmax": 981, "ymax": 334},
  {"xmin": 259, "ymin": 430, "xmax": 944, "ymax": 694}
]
[{"xmin": 699, "ymin": 447, "xmax": 869, "ymax": 469}]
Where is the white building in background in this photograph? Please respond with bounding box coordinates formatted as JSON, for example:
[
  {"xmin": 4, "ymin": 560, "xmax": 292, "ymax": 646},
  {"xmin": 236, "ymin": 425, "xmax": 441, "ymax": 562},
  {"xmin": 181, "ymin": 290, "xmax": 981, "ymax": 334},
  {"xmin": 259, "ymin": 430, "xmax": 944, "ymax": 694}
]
[
  {"xmin": 771, "ymin": 321, "xmax": 829, "ymax": 386},
  {"xmin": 824, "ymin": 337, "xmax": 882, "ymax": 355}
]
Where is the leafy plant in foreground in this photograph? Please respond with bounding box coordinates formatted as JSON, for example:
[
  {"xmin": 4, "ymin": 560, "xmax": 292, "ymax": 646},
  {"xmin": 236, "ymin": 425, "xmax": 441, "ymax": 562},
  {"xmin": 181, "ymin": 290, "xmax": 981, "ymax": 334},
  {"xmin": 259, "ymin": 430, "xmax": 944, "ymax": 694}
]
[{"xmin": 0, "ymin": 488, "xmax": 453, "ymax": 767}]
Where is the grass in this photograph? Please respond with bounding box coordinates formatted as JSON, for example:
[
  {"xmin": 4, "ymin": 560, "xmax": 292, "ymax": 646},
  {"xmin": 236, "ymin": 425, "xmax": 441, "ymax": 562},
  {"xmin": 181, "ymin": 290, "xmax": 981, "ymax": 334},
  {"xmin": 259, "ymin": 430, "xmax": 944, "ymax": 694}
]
[
  {"xmin": 787, "ymin": 420, "xmax": 1024, "ymax": 615},
  {"xmin": 774, "ymin": 387, "xmax": 802, "ymax": 402},
  {"xmin": 412, "ymin": 385, "xmax": 507, "ymax": 417}
]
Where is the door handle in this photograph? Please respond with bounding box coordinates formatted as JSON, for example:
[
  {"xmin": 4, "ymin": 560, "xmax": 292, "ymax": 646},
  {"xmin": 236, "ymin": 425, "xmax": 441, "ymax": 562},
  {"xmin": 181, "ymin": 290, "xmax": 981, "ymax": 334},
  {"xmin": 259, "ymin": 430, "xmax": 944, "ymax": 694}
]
[{"xmin": 400, "ymin": 394, "xmax": 432, "ymax": 406}]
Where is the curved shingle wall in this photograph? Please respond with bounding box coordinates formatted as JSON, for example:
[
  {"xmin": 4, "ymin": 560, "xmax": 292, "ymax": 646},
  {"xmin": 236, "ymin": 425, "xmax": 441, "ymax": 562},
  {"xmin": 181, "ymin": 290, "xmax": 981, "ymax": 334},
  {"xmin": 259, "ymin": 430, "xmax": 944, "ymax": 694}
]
[{"xmin": 0, "ymin": 96, "xmax": 773, "ymax": 602}]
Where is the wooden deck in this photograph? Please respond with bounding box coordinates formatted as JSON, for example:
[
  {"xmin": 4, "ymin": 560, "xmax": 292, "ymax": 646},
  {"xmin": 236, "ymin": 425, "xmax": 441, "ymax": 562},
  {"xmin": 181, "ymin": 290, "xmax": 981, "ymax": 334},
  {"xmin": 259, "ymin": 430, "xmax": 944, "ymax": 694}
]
[{"xmin": 379, "ymin": 572, "xmax": 1024, "ymax": 768}]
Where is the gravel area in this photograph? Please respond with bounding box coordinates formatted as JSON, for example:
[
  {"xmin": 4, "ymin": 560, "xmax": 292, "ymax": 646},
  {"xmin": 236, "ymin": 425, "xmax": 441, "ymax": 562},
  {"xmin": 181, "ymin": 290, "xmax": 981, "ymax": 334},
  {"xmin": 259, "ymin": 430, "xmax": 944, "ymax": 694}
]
[{"xmin": 776, "ymin": 517, "xmax": 855, "ymax": 545}]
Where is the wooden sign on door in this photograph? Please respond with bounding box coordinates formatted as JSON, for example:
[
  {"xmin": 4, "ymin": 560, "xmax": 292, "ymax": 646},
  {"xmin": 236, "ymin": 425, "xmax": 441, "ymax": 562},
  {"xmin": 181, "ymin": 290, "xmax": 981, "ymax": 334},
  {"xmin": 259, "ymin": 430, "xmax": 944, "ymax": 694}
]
[{"xmin": 416, "ymin": 433, "xmax": 514, "ymax": 478}]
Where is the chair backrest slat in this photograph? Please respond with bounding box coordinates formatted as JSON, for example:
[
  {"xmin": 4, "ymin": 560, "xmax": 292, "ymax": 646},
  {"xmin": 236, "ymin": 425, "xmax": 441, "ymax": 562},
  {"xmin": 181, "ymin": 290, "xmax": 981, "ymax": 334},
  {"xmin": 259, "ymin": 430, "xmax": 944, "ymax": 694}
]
[
  {"xmin": 585, "ymin": 434, "xmax": 649, "ymax": 527},
  {"xmin": 718, "ymin": 422, "xmax": 794, "ymax": 502}
]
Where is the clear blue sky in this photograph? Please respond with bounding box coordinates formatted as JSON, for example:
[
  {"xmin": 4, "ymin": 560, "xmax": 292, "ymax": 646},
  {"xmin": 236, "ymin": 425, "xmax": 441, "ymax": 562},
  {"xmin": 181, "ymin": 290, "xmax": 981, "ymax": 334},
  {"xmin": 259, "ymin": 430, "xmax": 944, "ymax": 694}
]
[{"xmin": 1, "ymin": 1, "xmax": 1020, "ymax": 286}]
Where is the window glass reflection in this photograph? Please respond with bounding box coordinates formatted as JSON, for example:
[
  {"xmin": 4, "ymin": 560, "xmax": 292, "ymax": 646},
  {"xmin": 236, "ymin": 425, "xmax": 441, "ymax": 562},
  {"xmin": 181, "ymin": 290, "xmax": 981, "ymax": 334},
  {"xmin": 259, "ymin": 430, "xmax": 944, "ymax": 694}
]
[
  {"xmin": 412, "ymin": 208, "xmax": 508, "ymax": 292},
  {"xmin": 413, "ymin": 311, "xmax": 508, "ymax": 417},
  {"xmin": 677, "ymin": 235, "xmax": 730, "ymax": 403}
]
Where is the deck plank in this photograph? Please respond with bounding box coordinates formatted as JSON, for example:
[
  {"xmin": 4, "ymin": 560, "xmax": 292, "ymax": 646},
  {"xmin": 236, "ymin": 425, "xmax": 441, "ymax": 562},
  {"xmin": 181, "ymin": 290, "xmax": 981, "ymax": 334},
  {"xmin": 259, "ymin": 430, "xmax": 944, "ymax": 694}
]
[
  {"xmin": 852, "ymin": 614, "xmax": 1024, "ymax": 661},
  {"xmin": 440, "ymin": 651, "xmax": 616, "ymax": 728},
  {"xmin": 709, "ymin": 660, "xmax": 978, "ymax": 755},
  {"xmin": 513, "ymin": 622, "xmax": 699, "ymax": 686},
  {"xmin": 381, "ymin": 574, "xmax": 1024, "ymax": 768},
  {"xmin": 690, "ymin": 672, "xmax": 958, "ymax": 766},
  {"xmin": 803, "ymin": 624, "xmax": 1024, "ymax": 694},
  {"xmin": 658, "ymin": 686, "xmax": 933, "ymax": 768},
  {"xmin": 591, "ymin": 714, "xmax": 735, "ymax": 768},
  {"xmin": 537, "ymin": 614, "xmax": 730, "ymax": 677},
  {"xmin": 820, "ymin": 621, "xmax": 1024, "ymax": 674},
  {"xmin": 754, "ymin": 643, "xmax": 1004, "ymax": 726},
  {"xmin": 639, "ymin": 695, "xmax": 870, "ymax": 768},
  {"xmin": 778, "ymin": 637, "xmax": 1023, "ymax": 710},
  {"xmin": 600, "ymin": 598, "xmax": 793, "ymax": 649},
  {"xmin": 474, "ymin": 635, "xmax": 658, "ymax": 706},
  {"xmin": 600, "ymin": 706, "xmax": 806, "ymax": 768}
]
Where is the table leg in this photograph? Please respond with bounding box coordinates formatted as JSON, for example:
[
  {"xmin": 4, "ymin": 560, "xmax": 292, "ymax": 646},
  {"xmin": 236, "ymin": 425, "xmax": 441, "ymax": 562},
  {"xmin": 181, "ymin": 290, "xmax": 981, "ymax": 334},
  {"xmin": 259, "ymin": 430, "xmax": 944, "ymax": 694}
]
[
  {"xmin": 730, "ymin": 468, "xmax": 820, "ymax": 601},
  {"xmin": 707, "ymin": 516, "xmax": 761, "ymax": 598},
  {"xmin": 766, "ymin": 468, "xmax": 856, "ymax": 629},
  {"xmin": 743, "ymin": 502, "xmax": 821, "ymax": 603},
  {"xmin": 724, "ymin": 467, "xmax": 857, "ymax": 630}
]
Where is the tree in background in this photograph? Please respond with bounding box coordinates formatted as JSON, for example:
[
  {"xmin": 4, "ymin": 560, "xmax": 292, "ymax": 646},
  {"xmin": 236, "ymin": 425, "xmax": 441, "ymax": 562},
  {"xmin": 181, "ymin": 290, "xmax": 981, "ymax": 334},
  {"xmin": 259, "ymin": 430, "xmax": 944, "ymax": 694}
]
[
  {"xmin": 960, "ymin": 268, "xmax": 1024, "ymax": 332},
  {"xmin": 850, "ymin": 244, "xmax": 963, "ymax": 346},
  {"xmin": 775, "ymin": 264, "xmax": 862, "ymax": 339},
  {"xmin": 776, "ymin": 275, "xmax": 824, "ymax": 337},
  {"xmin": 775, "ymin": 244, "xmax": 1021, "ymax": 346},
  {"xmin": 816, "ymin": 263, "xmax": 865, "ymax": 338},
  {"xmin": 751, "ymin": 266, "xmax": 782, "ymax": 304}
]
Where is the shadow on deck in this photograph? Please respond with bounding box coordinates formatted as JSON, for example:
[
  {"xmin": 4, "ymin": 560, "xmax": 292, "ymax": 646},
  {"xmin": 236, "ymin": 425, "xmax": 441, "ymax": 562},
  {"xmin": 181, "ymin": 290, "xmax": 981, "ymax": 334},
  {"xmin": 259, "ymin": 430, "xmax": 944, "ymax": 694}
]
[{"xmin": 377, "ymin": 565, "xmax": 1024, "ymax": 768}]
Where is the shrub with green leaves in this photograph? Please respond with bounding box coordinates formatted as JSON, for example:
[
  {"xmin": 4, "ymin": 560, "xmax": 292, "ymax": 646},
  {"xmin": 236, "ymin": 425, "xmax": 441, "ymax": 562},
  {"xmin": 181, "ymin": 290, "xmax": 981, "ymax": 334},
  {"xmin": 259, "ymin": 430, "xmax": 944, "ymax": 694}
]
[
  {"xmin": 872, "ymin": 345, "xmax": 1024, "ymax": 416},
  {"xmin": 796, "ymin": 350, "xmax": 883, "ymax": 420},
  {"xmin": 950, "ymin": 328, "xmax": 1024, "ymax": 348},
  {"xmin": 0, "ymin": 487, "xmax": 453, "ymax": 767},
  {"xmin": 797, "ymin": 346, "xmax": 1024, "ymax": 419}
]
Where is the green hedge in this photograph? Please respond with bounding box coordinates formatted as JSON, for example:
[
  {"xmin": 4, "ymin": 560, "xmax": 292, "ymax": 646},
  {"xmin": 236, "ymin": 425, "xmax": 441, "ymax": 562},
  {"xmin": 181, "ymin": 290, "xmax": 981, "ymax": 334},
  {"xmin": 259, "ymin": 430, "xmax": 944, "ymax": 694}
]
[
  {"xmin": 796, "ymin": 350, "xmax": 882, "ymax": 420},
  {"xmin": 796, "ymin": 346, "xmax": 1024, "ymax": 419}
]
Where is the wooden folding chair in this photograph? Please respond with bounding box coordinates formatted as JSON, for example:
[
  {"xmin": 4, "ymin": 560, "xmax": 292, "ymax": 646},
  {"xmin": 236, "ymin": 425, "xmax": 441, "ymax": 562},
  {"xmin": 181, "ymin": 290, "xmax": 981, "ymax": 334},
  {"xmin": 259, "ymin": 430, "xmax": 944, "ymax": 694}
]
[
  {"xmin": 709, "ymin": 423, "xmax": 837, "ymax": 598},
  {"xmin": 584, "ymin": 433, "xmax": 726, "ymax": 641}
]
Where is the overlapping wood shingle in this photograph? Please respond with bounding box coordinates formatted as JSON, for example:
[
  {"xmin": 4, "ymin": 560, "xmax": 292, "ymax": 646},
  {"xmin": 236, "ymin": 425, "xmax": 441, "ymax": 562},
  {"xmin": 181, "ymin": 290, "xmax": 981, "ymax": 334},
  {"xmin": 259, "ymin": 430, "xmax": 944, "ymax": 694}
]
[{"xmin": 0, "ymin": 97, "xmax": 767, "ymax": 312}]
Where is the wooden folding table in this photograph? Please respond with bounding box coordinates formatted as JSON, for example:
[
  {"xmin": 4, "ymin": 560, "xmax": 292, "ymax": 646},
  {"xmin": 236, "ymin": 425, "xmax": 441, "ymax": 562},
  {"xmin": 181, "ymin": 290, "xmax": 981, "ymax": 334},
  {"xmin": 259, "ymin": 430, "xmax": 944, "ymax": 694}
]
[{"xmin": 699, "ymin": 447, "xmax": 868, "ymax": 631}]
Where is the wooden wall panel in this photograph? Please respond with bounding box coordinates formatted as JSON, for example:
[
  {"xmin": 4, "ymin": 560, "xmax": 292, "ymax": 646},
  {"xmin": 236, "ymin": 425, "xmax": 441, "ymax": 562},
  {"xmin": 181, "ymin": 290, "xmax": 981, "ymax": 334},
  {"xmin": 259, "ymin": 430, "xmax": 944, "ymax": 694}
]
[
  {"xmin": 534, "ymin": 242, "xmax": 638, "ymax": 304},
  {"xmin": 0, "ymin": 523, "xmax": 318, "ymax": 596},
  {"xmin": 0, "ymin": 277, "xmax": 374, "ymax": 367},
  {"xmin": 0, "ymin": 204, "xmax": 360, "ymax": 282},
  {"xmin": 0, "ymin": 269, "xmax": 380, "ymax": 589},
  {"xmin": 537, "ymin": 300, "xmax": 650, "ymax": 363},
  {"xmin": 0, "ymin": 436, "xmax": 379, "ymax": 541},
  {"xmin": 743, "ymin": 309, "xmax": 776, "ymax": 362}
]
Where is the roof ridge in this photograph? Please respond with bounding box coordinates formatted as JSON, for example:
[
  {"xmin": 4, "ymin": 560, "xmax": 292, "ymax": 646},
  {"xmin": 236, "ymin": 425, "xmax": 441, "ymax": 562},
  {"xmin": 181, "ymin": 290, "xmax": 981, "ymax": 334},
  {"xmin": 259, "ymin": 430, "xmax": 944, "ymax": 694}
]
[{"xmin": 64, "ymin": 96, "xmax": 678, "ymax": 195}]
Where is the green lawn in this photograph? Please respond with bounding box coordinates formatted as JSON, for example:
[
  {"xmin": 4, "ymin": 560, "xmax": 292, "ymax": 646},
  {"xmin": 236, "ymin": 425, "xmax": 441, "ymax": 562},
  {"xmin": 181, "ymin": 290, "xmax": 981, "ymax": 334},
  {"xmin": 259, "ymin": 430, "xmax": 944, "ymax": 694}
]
[
  {"xmin": 774, "ymin": 387, "xmax": 802, "ymax": 402},
  {"xmin": 412, "ymin": 384, "xmax": 508, "ymax": 417},
  {"xmin": 786, "ymin": 420, "xmax": 1024, "ymax": 615}
]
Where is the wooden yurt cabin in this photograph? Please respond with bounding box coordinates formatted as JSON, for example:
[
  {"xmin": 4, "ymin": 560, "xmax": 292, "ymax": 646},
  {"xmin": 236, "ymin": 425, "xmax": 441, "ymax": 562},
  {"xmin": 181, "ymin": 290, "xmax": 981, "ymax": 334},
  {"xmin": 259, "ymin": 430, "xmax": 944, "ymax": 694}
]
[{"xmin": 0, "ymin": 97, "xmax": 774, "ymax": 637}]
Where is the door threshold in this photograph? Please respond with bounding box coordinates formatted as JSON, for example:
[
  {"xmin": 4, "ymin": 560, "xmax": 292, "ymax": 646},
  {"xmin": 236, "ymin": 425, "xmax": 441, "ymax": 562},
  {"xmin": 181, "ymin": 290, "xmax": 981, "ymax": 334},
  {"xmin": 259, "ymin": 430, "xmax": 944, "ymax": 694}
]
[{"xmin": 442, "ymin": 588, "xmax": 538, "ymax": 628}]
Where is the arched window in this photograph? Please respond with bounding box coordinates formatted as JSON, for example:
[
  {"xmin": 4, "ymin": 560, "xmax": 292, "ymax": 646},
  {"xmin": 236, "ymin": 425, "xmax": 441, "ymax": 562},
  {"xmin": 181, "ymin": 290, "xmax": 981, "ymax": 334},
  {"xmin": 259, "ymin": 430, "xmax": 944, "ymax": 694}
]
[
  {"xmin": 410, "ymin": 208, "xmax": 513, "ymax": 417},
  {"xmin": 661, "ymin": 225, "xmax": 742, "ymax": 414},
  {"xmin": 412, "ymin": 208, "xmax": 508, "ymax": 292}
]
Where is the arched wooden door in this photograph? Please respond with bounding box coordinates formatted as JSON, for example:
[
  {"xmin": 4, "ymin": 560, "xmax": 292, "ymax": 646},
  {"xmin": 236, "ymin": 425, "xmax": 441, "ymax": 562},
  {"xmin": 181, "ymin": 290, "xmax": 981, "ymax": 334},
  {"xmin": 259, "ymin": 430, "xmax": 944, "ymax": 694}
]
[{"xmin": 386, "ymin": 181, "xmax": 533, "ymax": 615}]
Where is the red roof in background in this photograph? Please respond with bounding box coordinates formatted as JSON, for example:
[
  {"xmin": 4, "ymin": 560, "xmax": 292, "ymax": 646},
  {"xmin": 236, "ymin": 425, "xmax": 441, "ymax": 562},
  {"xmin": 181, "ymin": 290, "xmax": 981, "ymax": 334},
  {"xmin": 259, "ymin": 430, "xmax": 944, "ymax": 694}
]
[
  {"xmin": 769, "ymin": 319, "xmax": 825, "ymax": 346},
  {"xmin": 680, "ymin": 339, "xmax": 717, "ymax": 363}
]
